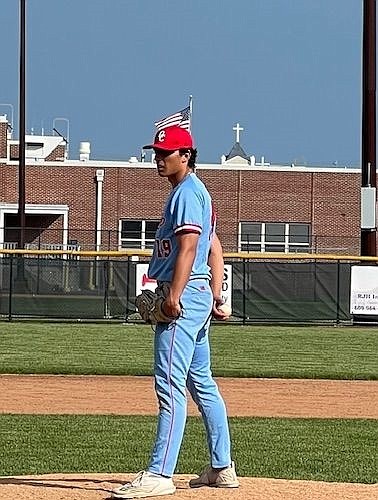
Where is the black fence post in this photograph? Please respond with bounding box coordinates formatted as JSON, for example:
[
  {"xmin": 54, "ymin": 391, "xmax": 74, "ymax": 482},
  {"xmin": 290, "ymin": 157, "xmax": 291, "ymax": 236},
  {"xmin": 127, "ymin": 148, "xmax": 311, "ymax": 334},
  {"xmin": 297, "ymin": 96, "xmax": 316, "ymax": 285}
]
[
  {"xmin": 37, "ymin": 236, "xmax": 41, "ymax": 294},
  {"xmin": 8, "ymin": 253, "xmax": 13, "ymax": 321},
  {"xmin": 125, "ymin": 256, "xmax": 130, "ymax": 321},
  {"xmin": 336, "ymin": 260, "xmax": 341, "ymax": 324},
  {"xmin": 103, "ymin": 260, "xmax": 109, "ymax": 318},
  {"xmin": 242, "ymin": 259, "xmax": 246, "ymax": 325}
]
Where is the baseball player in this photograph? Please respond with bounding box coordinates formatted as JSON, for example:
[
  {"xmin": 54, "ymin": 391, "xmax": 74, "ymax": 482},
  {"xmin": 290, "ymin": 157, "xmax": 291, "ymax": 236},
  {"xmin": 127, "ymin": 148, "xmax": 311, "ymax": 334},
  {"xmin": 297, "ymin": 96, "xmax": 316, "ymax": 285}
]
[{"xmin": 112, "ymin": 125, "xmax": 238, "ymax": 499}]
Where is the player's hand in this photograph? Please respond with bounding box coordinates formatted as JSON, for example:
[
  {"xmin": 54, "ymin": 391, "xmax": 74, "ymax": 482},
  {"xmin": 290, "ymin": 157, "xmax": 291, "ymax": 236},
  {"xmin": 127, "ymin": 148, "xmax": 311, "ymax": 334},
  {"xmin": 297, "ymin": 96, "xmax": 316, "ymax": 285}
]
[
  {"xmin": 212, "ymin": 296, "xmax": 229, "ymax": 321},
  {"xmin": 162, "ymin": 296, "xmax": 181, "ymax": 319}
]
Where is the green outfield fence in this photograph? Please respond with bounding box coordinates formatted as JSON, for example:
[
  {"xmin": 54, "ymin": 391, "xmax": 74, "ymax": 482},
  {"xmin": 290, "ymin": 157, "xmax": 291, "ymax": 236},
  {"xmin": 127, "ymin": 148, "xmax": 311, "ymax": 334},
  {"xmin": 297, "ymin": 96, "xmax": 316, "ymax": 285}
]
[{"xmin": 0, "ymin": 249, "xmax": 377, "ymax": 324}]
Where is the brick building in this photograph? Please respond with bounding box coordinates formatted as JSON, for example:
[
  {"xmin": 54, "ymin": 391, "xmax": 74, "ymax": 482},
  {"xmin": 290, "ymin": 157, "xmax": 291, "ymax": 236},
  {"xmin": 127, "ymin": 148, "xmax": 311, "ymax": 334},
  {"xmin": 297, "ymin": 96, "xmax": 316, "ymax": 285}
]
[{"xmin": 0, "ymin": 115, "xmax": 362, "ymax": 254}]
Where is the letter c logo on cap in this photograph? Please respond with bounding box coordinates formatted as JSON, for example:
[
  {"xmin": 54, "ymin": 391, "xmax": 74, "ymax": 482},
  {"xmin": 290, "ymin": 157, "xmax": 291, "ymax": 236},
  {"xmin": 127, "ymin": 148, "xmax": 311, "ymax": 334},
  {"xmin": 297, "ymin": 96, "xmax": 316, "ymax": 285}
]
[{"xmin": 158, "ymin": 130, "xmax": 166, "ymax": 142}]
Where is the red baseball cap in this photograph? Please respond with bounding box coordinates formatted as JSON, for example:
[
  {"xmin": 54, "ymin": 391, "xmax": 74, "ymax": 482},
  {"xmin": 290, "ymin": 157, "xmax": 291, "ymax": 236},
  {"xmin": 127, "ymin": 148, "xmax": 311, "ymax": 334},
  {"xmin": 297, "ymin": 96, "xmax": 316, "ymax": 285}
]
[{"xmin": 143, "ymin": 125, "xmax": 193, "ymax": 151}]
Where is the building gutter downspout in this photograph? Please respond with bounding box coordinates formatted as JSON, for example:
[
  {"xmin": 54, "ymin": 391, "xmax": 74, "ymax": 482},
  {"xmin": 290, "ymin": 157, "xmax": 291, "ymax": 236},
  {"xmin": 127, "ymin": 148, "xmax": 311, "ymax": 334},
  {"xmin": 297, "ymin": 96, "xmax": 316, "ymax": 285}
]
[{"xmin": 95, "ymin": 169, "xmax": 104, "ymax": 253}]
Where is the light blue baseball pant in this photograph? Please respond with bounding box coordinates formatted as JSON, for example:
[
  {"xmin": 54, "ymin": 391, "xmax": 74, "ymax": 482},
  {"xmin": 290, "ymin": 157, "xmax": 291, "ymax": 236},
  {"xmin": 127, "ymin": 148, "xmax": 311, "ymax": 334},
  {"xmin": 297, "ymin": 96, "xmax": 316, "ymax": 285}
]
[{"xmin": 148, "ymin": 278, "xmax": 231, "ymax": 477}]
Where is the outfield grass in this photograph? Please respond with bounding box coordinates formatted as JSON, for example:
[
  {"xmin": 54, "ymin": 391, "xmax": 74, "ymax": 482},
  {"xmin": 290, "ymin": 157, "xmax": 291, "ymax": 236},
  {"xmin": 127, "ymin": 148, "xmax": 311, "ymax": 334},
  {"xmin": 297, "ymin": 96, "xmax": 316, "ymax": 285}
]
[
  {"xmin": 0, "ymin": 322, "xmax": 377, "ymax": 379},
  {"xmin": 0, "ymin": 415, "xmax": 376, "ymax": 483}
]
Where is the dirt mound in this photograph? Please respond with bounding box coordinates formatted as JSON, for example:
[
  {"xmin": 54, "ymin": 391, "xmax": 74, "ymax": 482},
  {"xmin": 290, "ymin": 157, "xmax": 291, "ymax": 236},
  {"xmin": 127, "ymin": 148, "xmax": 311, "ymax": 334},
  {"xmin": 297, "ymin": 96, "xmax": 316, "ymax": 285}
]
[{"xmin": 0, "ymin": 473, "xmax": 377, "ymax": 500}]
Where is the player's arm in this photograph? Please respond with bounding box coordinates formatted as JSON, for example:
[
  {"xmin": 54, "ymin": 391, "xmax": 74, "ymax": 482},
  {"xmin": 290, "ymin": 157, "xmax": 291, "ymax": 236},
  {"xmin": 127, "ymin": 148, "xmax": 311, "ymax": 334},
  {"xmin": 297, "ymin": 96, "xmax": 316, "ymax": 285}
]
[
  {"xmin": 209, "ymin": 232, "xmax": 229, "ymax": 320},
  {"xmin": 209, "ymin": 232, "xmax": 223, "ymax": 299},
  {"xmin": 163, "ymin": 231, "xmax": 199, "ymax": 318}
]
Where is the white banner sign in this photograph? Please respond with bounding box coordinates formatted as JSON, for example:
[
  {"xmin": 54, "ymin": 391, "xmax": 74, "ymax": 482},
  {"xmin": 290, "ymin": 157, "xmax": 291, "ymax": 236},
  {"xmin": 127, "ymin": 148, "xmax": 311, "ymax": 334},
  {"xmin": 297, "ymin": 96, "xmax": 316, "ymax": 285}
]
[
  {"xmin": 350, "ymin": 265, "xmax": 378, "ymax": 315},
  {"xmin": 136, "ymin": 263, "xmax": 233, "ymax": 307},
  {"xmin": 136, "ymin": 264, "xmax": 157, "ymax": 295}
]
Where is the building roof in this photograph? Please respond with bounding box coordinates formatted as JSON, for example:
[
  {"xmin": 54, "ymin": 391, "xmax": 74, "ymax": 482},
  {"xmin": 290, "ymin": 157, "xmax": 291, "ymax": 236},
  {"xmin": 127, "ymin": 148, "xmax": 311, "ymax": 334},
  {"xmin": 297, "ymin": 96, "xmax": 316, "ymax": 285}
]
[
  {"xmin": 9, "ymin": 135, "xmax": 66, "ymax": 161},
  {"xmin": 226, "ymin": 142, "xmax": 250, "ymax": 162}
]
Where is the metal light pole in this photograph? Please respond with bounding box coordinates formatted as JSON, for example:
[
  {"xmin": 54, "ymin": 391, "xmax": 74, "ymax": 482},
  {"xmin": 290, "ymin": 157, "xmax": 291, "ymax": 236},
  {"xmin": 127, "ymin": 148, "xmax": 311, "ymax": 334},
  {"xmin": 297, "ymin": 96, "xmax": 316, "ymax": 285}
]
[
  {"xmin": 18, "ymin": 0, "xmax": 26, "ymax": 249},
  {"xmin": 361, "ymin": 0, "xmax": 377, "ymax": 256}
]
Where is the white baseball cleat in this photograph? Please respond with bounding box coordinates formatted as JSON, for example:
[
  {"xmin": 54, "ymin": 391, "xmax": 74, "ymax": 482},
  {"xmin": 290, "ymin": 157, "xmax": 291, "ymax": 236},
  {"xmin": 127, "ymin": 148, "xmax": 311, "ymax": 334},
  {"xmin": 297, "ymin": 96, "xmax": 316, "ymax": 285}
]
[
  {"xmin": 189, "ymin": 461, "xmax": 239, "ymax": 488},
  {"xmin": 111, "ymin": 471, "xmax": 176, "ymax": 499}
]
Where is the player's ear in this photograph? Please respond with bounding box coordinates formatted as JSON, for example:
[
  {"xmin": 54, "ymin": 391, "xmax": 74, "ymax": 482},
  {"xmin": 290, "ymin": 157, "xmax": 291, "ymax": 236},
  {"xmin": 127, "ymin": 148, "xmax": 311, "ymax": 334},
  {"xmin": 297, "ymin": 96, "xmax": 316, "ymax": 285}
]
[{"xmin": 184, "ymin": 150, "xmax": 191, "ymax": 160}]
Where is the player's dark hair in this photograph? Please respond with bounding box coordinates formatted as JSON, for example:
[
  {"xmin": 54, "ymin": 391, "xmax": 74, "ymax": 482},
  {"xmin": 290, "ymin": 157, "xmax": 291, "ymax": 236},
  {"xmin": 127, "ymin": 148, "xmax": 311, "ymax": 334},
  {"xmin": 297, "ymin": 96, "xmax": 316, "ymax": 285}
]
[{"xmin": 180, "ymin": 148, "xmax": 197, "ymax": 170}]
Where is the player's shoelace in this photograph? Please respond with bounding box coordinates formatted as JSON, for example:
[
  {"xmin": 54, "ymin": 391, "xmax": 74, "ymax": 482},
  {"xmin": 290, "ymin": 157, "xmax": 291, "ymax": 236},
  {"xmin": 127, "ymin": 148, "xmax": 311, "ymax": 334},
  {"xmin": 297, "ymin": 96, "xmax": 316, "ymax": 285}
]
[{"xmin": 120, "ymin": 471, "xmax": 146, "ymax": 490}]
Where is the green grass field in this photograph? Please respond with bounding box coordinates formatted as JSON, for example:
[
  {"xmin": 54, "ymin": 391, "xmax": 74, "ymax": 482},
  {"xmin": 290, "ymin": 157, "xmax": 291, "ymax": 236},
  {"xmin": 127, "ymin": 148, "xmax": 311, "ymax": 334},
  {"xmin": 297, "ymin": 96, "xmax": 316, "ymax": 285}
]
[
  {"xmin": 0, "ymin": 415, "xmax": 377, "ymax": 483},
  {"xmin": 1, "ymin": 322, "xmax": 377, "ymax": 482},
  {"xmin": 0, "ymin": 322, "xmax": 377, "ymax": 379}
]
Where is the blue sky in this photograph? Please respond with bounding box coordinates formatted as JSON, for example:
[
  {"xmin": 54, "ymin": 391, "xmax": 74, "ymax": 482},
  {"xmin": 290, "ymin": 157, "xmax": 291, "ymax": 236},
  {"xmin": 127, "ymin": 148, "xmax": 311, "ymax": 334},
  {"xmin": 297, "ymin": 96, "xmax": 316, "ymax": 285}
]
[{"xmin": 1, "ymin": 0, "xmax": 362, "ymax": 165}]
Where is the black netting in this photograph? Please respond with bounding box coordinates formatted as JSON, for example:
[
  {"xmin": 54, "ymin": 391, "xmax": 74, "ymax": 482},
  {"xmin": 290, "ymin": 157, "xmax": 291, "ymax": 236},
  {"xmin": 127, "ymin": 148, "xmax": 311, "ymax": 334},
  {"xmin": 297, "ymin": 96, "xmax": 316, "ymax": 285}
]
[
  {"xmin": 0, "ymin": 255, "xmax": 354, "ymax": 323},
  {"xmin": 228, "ymin": 260, "xmax": 352, "ymax": 323}
]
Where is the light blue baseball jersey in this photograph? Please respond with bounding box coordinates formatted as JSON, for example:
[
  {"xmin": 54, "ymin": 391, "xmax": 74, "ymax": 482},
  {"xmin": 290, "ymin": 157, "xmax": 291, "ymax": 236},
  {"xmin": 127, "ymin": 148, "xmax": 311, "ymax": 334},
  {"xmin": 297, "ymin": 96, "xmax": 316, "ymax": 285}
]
[{"xmin": 148, "ymin": 172, "xmax": 214, "ymax": 282}]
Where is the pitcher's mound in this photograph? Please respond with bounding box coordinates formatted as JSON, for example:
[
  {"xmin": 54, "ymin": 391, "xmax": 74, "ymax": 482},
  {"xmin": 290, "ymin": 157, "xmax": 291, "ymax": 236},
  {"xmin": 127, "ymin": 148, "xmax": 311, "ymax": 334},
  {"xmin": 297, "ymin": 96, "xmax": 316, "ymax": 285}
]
[{"xmin": 0, "ymin": 473, "xmax": 376, "ymax": 500}]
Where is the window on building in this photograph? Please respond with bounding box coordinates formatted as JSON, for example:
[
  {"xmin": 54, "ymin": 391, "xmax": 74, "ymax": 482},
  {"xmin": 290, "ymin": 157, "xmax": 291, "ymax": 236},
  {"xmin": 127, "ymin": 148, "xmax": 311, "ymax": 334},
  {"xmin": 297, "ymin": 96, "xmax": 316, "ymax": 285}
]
[
  {"xmin": 239, "ymin": 222, "xmax": 310, "ymax": 253},
  {"xmin": 119, "ymin": 219, "xmax": 159, "ymax": 249}
]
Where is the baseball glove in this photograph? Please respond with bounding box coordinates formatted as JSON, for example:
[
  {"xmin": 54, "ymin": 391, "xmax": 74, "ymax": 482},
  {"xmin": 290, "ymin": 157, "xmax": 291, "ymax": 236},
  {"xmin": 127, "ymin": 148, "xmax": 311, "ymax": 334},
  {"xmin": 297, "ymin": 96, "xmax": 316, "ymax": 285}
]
[{"xmin": 135, "ymin": 283, "xmax": 177, "ymax": 324}]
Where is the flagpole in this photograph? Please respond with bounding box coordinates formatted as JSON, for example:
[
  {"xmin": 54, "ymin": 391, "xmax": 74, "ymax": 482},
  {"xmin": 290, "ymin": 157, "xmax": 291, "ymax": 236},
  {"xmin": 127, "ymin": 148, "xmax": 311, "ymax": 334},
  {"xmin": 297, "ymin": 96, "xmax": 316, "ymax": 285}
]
[{"xmin": 188, "ymin": 95, "xmax": 193, "ymax": 133}]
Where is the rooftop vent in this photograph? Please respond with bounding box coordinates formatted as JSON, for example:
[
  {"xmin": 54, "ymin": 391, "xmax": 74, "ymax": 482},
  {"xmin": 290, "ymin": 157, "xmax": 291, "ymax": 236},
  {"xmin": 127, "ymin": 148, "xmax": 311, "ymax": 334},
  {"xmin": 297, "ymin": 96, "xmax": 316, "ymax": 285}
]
[{"xmin": 79, "ymin": 141, "xmax": 91, "ymax": 161}]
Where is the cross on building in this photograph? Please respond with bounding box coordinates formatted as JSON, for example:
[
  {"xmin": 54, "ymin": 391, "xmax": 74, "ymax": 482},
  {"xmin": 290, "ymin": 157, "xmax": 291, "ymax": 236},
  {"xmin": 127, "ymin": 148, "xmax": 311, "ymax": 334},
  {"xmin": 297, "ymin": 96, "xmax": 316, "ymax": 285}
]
[{"xmin": 233, "ymin": 122, "xmax": 244, "ymax": 143}]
